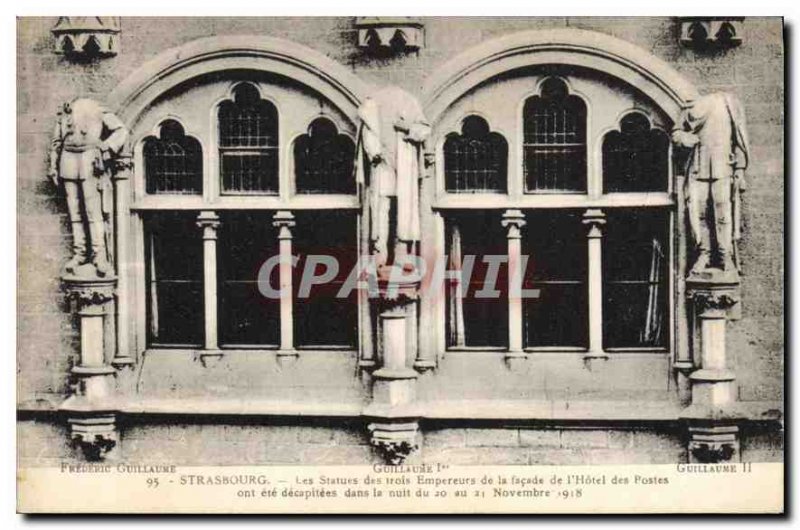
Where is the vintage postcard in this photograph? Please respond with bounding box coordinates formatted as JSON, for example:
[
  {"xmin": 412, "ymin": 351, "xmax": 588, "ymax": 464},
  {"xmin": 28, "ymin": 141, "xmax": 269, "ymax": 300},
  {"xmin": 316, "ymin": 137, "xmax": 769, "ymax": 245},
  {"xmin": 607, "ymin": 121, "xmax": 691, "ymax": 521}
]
[{"xmin": 16, "ymin": 15, "xmax": 784, "ymax": 514}]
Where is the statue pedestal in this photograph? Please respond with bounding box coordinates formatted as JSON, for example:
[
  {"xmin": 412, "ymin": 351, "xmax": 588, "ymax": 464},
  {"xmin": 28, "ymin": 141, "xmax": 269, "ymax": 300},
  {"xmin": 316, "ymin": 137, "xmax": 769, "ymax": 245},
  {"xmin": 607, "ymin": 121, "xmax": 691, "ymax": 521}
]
[
  {"xmin": 682, "ymin": 270, "xmax": 740, "ymax": 463},
  {"xmin": 364, "ymin": 271, "xmax": 420, "ymax": 464},
  {"xmin": 61, "ymin": 274, "xmax": 118, "ymax": 461}
]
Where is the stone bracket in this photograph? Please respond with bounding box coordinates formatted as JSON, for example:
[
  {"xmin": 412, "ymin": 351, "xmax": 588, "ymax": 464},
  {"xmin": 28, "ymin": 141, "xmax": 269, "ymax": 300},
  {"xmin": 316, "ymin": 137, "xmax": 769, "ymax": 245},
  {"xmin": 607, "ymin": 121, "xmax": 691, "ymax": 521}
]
[
  {"xmin": 355, "ymin": 17, "xmax": 424, "ymax": 53},
  {"xmin": 687, "ymin": 422, "xmax": 740, "ymax": 464},
  {"xmin": 678, "ymin": 17, "xmax": 744, "ymax": 49},
  {"xmin": 68, "ymin": 413, "xmax": 118, "ymax": 461},
  {"xmin": 367, "ymin": 420, "xmax": 420, "ymax": 465},
  {"xmin": 51, "ymin": 17, "xmax": 121, "ymax": 57}
]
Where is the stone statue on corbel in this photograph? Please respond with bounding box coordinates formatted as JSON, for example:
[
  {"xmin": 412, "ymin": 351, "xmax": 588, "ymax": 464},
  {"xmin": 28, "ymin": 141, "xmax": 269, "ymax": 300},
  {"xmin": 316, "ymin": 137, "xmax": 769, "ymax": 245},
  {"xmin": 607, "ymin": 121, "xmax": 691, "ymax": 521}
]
[
  {"xmin": 49, "ymin": 98, "xmax": 129, "ymax": 461},
  {"xmin": 355, "ymin": 86, "xmax": 430, "ymax": 465},
  {"xmin": 673, "ymin": 93, "xmax": 750, "ymax": 464},
  {"xmin": 672, "ymin": 92, "xmax": 749, "ymax": 279},
  {"xmin": 48, "ymin": 98, "xmax": 129, "ymax": 278}
]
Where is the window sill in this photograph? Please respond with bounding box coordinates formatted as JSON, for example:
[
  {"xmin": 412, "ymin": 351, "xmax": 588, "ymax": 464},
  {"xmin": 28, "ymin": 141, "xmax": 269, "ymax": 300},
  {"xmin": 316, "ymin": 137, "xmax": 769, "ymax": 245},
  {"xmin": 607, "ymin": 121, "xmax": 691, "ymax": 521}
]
[
  {"xmin": 132, "ymin": 194, "xmax": 360, "ymax": 211},
  {"xmin": 443, "ymin": 348, "xmax": 669, "ymax": 356},
  {"xmin": 433, "ymin": 192, "xmax": 673, "ymax": 210}
]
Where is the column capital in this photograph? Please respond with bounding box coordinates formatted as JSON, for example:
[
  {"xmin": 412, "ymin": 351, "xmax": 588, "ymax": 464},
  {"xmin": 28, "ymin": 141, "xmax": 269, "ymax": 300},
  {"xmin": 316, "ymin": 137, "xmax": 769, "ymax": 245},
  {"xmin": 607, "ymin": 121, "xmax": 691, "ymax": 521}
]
[
  {"xmin": 272, "ymin": 210, "xmax": 296, "ymax": 239},
  {"xmin": 501, "ymin": 209, "xmax": 527, "ymax": 239},
  {"xmin": 196, "ymin": 211, "xmax": 220, "ymax": 240},
  {"xmin": 111, "ymin": 152, "xmax": 134, "ymax": 179},
  {"xmin": 582, "ymin": 208, "xmax": 606, "ymax": 239}
]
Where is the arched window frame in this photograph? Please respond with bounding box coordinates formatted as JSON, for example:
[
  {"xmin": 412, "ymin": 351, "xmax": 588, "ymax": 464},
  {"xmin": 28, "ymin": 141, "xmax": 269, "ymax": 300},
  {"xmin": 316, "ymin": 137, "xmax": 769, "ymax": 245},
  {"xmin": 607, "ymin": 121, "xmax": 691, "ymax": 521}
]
[
  {"xmin": 124, "ymin": 50, "xmax": 367, "ymax": 360},
  {"xmin": 521, "ymin": 76, "xmax": 589, "ymax": 194},
  {"xmin": 600, "ymin": 110, "xmax": 671, "ymax": 194},
  {"xmin": 290, "ymin": 115, "xmax": 357, "ymax": 195},
  {"xmin": 442, "ymin": 114, "xmax": 509, "ymax": 194},
  {"xmin": 216, "ymin": 82, "xmax": 281, "ymax": 196},
  {"xmin": 142, "ymin": 118, "xmax": 204, "ymax": 195},
  {"xmin": 426, "ymin": 70, "xmax": 678, "ymax": 362}
]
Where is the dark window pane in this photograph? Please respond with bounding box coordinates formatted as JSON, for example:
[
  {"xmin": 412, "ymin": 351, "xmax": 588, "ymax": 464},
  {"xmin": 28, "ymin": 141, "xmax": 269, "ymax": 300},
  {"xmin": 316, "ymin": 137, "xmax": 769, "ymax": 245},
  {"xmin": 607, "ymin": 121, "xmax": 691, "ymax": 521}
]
[
  {"xmin": 523, "ymin": 78, "xmax": 587, "ymax": 192},
  {"xmin": 603, "ymin": 209, "xmax": 670, "ymax": 348},
  {"xmin": 444, "ymin": 116, "xmax": 508, "ymax": 193},
  {"xmin": 218, "ymin": 213, "xmax": 280, "ymax": 347},
  {"xmin": 218, "ymin": 282, "xmax": 280, "ymax": 347},
  {"xmin": 522, "ymin": 210, "xmax": 587, "ymax": 347},
  {"xmin": 294, "ymin": 118, "xmax": 356, "ymax": 194},
  {"xmin": 144, "ymin": 120, "xmax": 202, "ymax": 195},
  {"xmin": 603, "ymin": 113, "xmax": 669, "ymax": 193},
  {"xmin": 220, "ymin": 152, "xmax": 279, "ymax": 194},
  {"xmin": 445, "ymin": 211, "xmax": 508, "ymax": 348},
  {"xmin": 145, "ymin": 212, "xmax": 203, "ymax": 347},
  {"xmin": 219, "ymin": 83, "xmax": 279, "ymax": 194},
  {"xmin": 524, "ymin": 284, "xmax": 587, "ymax": 347},
  {"xmin": 292, "ymin": 211, "xmax": 358, "ymax": 347}
]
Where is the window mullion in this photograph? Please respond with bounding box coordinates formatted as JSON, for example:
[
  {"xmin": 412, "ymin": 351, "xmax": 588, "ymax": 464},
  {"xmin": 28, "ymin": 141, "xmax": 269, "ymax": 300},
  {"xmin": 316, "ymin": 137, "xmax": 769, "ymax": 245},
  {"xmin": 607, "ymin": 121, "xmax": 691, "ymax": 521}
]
[
  {"xmin": 273, "ymin": 210, "xmax": 296, "ymax": 355},
  {"xmin": 583, "ymin": 208, "xmax": 606, "ymax": 360},
  {"xmin": 502, "ymin": 209, "xmax": 526, "ymax": 358},
  {"xmin": 196, "ymin": 210, "xmax": 221, "ymax": 352}
]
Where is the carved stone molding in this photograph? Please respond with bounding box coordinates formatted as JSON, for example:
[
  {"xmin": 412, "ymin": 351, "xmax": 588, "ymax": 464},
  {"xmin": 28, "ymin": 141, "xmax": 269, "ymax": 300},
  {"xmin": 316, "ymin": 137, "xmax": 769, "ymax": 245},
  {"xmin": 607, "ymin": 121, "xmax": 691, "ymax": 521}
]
[
  {"xmin": 51, "ymin": 17, "xmax": 121, "ymax": 58},
  {"xmin": 62, "ymin": 276, "xmax": 117, "ymax": 309},
  {"xmin": 68, "ymin": 414, "xmax": 118, "ymax": 461},
  {"xmin": 112, "ymin": 153, "xmax": 134, "ymax": 177},
  {"xmin": 687, "ymin": 423, "xmax": 739, "ymax": 464},
  {"xmin": 376, "ymin": 267, "xmax": 420, "ymax": 309},
  {"xmin": 368, "ymin": 421, "xmax": 419, "ymax": 465},
  {"xmin": 679, "ymin": 17, "xmax": 744, "ymax": 49},
  {"xmin": 692, "ymin": 291, "xmax": 739, "ymax": 314},
  {"xmin": 355, "ymin": 17, "xmax": 424, "ymax": 53},
  {"xmin": 686, "ymin": 276, "xmax": 740, "ymax": 317}
]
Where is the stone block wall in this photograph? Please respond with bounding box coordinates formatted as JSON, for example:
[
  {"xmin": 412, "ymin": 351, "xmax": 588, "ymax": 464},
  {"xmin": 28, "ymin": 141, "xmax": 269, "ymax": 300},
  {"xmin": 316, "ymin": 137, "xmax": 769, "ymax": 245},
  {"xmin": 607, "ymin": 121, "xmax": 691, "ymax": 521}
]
[{"xmin": 17, "ymin": 17, "xmax": 784, "ymax": 465}]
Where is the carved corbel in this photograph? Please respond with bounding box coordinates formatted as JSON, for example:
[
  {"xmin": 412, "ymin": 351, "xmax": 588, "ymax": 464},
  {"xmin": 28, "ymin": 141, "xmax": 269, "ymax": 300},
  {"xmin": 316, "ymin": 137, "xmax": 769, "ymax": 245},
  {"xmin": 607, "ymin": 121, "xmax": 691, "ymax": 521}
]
[
  {"xmin": 687, "ymin": 423, "xmax": 740, "ymax": 463},
  {"xmin": 355, "ymin": 17, "xmax": 424, "ymax": 54},
  {"xmin": 51, "ymin": 17, "xmax": 121, "ymax": 58},
  {"xmin": 679, "ymin": 17, "xmax": 744, "ymax": 49},
  {"xmin": 368, "ymin": 421, "xmax": 420, "ymax": 465},
  {"xmin": 68, "ymin": 414, "xmax": 118, "ymax": 461}
]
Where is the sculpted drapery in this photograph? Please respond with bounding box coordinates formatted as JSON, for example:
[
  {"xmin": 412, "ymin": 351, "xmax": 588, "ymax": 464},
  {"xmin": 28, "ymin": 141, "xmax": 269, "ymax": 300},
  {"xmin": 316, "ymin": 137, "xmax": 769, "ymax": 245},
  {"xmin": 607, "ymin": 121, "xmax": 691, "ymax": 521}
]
[
  {"xmin": 672, "ymin": 92, "xmax": 749, "ymax": 276},
  {"xmin": 355, "ymin": 86, "xmax": 431, "ymax": 267},
  {"xmin": 48, "ymin": 98, "xmax": 129, "ymax": 277}
]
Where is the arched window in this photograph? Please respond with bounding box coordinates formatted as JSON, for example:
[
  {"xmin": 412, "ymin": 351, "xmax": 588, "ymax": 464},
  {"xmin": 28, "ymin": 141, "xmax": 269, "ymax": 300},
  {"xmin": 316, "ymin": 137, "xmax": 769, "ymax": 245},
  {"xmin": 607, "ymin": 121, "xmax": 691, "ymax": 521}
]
[
  {"xmin": 218, "ymin": 83, "xmax": 279, "ymax": 194},
  {"xmin": 523, "ymin": 77, "xmax": 587, "ymax": 192},
  {"xmin": 293, "ymin": 118, "xmax": 356, "ymax": 194},
  {"xmin": 602, "ymin": 113, "xmax": 669, "ymax": 193},
  {"xmin": 143, "ymin": 120, "xmax": 202, "ymax": 194},
  {"xmin": 443, "ymin": 115, "xmax": 508, "ymax": 193}
]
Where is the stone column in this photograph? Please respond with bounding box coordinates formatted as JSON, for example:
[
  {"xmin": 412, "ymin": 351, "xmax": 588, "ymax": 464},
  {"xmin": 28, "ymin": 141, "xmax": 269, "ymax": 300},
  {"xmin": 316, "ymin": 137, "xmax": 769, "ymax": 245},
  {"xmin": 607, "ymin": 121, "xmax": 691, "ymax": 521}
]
[
  {"xmin": 273, "ymin": 211, "xmax": 296, "ymax": 360},
  {"xmin": 501, "ymin": 209, "xmax": 527, "ymax": 364},
  {"xmin": 686, "ymin": 280, "xmax": 739, "ymax": 408},
  {"xmin": 413, "ymin": 151, "xmax": 439, "ymax": 374},
  {"xmin": 196, "ymin": 211, "xmax": 221, "ymax": 355},
  {"xmin": 683, "ymin": 275, "xmax": 740, "ymax": 463},
  {"xmin": 365, "ymin": 272, "xmax": 420, "ymax": 465},
  {"xmin": 582, "ymin": 209, "xmax": 607, "ymax": 365},
  {"xmin": 111, "ymin": 152, "xmax": 134, "ymax": 369},
  {"xmin": 61, "ymin": 276, "xmax": 118, "ymax": 460}
]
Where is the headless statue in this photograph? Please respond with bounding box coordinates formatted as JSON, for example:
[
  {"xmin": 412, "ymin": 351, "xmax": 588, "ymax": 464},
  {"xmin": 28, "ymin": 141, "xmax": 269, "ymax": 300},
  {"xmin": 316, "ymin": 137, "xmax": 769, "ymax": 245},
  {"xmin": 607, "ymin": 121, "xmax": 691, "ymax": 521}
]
[
  {"xmin": 672, "ymin": 93, "xmax": 749, "ymax": 276},
  {"xmin": 48, "ymin": 98, "xmax": 128, "ymax": 277},
  {"xmin": 356, "ymin": 86, "xmax": 431, "ymax": 268}
]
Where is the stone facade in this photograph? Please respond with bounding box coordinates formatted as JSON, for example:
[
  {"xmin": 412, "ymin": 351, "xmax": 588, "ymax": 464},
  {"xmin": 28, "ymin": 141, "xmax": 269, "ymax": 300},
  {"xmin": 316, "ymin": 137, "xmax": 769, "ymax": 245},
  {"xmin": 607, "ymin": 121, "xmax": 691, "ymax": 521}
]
[{"xmin": 17, "ymin": 17, "xmax": 784, "ymax": 466}]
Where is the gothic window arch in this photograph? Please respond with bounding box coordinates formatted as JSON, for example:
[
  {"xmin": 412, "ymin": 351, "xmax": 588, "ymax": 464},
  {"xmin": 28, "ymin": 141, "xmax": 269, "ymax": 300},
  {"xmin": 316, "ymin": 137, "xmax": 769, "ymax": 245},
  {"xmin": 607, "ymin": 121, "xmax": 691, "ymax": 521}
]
[
  {"xmin": 293, "ymin": 117, "xmax": 356, "ymax": 194},
  {"xmin": 602, "ymin": 112, "xmax": 670, "ymax": 193},
  {"xmin": 432, "ymin": 68, "xmax": 675, "ymax": 359},
  {"xmin": 522, "ymin": 77, "xmax": 587, "ymax": 192},
  {"xmin": 143, "ymin": 119, "xmax": 202, "ymax": 194},
  {"xmin": 218, "ymin": 82, "xmax": 279, "ymax": 194},
  {"xmin": 129, "ymin": 67, "xmax": 363, "ymax": 354},
  {"xmin": 443, "ymin": 115, "xmax": 508, "ymax": 193}
]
